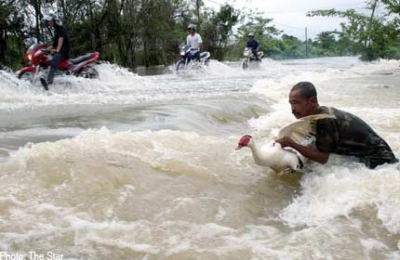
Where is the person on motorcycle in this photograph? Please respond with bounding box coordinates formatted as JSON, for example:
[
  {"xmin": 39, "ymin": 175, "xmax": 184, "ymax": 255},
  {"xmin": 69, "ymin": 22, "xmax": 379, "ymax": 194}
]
[
  {"xmin": 186, "ymin": 24, "xmax": 202, "ymax": 62},
  {"xmin": 246, "ymin": 32, "xmax": 261, "ymax": 62},
  {"xmin": 40, "ymin": 13, "xmax": 71, "ymax": 88}
]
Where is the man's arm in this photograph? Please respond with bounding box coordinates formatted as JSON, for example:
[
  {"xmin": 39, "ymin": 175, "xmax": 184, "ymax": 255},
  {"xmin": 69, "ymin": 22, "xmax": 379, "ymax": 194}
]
[
  {"xmin": 56, "ymin": 37, "xmax": 64, "ymax": 52},
  {"xmin": 275, "ymin": 136, "xmax": 330, "ymax": 164},
  {"xmin": 197, "ymin": 34, "xmax": 202, "ymax": 50}
]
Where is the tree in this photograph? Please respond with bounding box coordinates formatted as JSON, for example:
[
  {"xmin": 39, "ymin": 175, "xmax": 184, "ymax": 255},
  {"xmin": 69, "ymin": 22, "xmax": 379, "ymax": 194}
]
[
  {"xmin": 226, "ymin": 10, "xmax": 281, "ymax": 60},
  {"xmin": 0, "ymin": 0, "xmax": 26, "ymax": 69},
  {"xmin": 307, "ymin": 4, "xmax": 400, "ymax": 61},
  {"xmin": 201, "ymin": 4, "xmax": 240, "ymax": 60},
  {"xmin": 316, "ymin": 32, "xmax": 336, "ymax": 50},
  {"xmin": 380, "ymin": 0, "xmax": 400, "ymax": 15},
  {"xmin": 279, "ymin": 34, "xmax": 304, "ymax": 59}
]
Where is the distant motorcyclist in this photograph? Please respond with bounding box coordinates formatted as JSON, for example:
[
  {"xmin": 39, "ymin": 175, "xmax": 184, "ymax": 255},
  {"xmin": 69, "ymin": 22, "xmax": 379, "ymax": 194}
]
[
  {"xmin": 246, "ymin": 32, "xmax": 261, "ymax": 62},
  {"xmin": 40, "ymin": 13, "xmax": 71, "ymax": 88},
  {"xmin": 186, "ymin": 24, "xmax": 202, "ymax": 62}
]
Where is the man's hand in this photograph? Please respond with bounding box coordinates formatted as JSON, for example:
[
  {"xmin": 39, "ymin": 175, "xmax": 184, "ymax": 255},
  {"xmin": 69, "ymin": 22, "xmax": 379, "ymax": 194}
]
[
  {"xmin": 276, "ymin": 136, "xmax": 330, "ymax": 164},
  {"xmin": 49, "ymin": 48, "xmax": 57, "ymax": 54},
  {"xmin": 275, "ymin": 136, "xmax": 295, "ymax": 148}
]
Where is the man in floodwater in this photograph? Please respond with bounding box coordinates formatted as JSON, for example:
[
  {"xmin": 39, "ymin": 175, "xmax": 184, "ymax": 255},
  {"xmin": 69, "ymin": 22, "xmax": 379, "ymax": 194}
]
[
  {"xmin": 40, "ymin": 13, "xmax": 71, "ymax": 89},
  {"xmin": 186, "ymin": 24, "xmax": 202, "ymax": 62},
  {"xmin": 246, "ymin": 32, "xmax": 261, "ymax": 61},
  {"xmin": 275, "ymin": 81, "xmax": 398, "ymax": 169}
]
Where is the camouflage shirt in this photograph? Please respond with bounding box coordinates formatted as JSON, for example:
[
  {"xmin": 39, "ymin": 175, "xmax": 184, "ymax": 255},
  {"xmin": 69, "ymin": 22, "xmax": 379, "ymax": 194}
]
[{"xmin": 316, "ymin": 106, "xmax": 397, "ymax": 168}]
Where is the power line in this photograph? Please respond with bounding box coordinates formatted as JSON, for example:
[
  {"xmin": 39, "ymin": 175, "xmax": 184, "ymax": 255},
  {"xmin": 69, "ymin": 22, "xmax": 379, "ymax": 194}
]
[
  {"xmin": 250, "ymin": 2, "xmax": 368, "ymax": 15},
  {"xmin": 272, "ymin": 21, "xmax": 304, "ymax": 30},
  {"xmin": 202, "ymin": 0, "xmax": 224, "ymax": 7},
  {"xmin": 202, "ymin": 0, "xmax": 371, "ymax": 35}
]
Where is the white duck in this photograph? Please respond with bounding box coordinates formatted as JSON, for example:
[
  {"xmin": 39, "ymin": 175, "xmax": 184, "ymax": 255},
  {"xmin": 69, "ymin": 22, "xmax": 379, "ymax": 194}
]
[{"xmin": 236, "ymin": 114, "xmax": 335, "ymax": 174}]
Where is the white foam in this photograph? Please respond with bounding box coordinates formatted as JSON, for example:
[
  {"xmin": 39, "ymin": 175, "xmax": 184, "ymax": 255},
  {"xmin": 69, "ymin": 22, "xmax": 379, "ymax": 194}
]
[
  {"xmin": 242, "ymin": 58, "xmax": 400, "ymax": 238},
  {"xmin": 1, "ymin": 57, "xmax": 399, "ymax": 258},
  {"xmin": 279, "ymin": 163, "xmax": 400, "ymax": 232}
]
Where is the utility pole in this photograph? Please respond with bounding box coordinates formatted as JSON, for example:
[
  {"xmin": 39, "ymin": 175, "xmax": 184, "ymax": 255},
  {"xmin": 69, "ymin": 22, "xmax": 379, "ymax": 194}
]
[{"xmin": 305, "ymin": 27, "xmax": 308, "ymax": 59}]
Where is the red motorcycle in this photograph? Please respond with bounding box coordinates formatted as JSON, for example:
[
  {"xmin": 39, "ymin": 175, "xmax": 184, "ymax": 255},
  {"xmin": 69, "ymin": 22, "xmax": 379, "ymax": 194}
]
[{"xmin": 17, "ymin": 43, "xmax": 100, "ymax": 89}]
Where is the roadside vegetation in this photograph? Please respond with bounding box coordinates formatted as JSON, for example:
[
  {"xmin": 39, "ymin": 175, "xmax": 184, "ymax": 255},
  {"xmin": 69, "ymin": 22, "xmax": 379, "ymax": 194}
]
[{"xmin": 1, "ymin": 0, "xmax": 399, "ymax": 70}]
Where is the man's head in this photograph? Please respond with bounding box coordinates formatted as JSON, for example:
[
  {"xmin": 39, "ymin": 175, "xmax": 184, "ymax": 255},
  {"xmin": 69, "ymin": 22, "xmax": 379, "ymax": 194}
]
[
  {"xmin": 187, "ymin": 24, "xmax": 197, "ymax": 35},
  {"xmin": 289, "ymin": 81, "xmax": 319, "ymax": 119},
  {"xmin": 248, "ymin": 32, "xmax": 254, "ymax": 39},
  {"xmin": 42, "ymin": 13, "xmax": 62, "ymax": 27}
]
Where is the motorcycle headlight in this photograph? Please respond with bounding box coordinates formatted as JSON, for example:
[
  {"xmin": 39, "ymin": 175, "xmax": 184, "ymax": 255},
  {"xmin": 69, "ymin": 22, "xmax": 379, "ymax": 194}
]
[
  {"xmin": 243, "ymin": 52, "xmax": 249, "ymax": 57},
  {"xmin": 27, "ymin": 54, "xmax": 33, "ymax": 61},
  {"xmin": 180, "ymin": 51, "xmax": 185, "ymax": 56}
]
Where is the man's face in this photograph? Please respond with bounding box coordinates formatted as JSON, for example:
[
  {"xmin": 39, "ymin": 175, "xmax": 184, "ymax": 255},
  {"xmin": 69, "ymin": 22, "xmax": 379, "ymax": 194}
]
[
  {"xmin": 289, "ymin": 89, "xmax": 316, "ymax": 119},
  {"xmin": 189, "ymin": 29, "xmax": 195, "ymax": 35},
  {"xmin": 48, "ymin": 19, "xmax": 55, "ymax": 27}
]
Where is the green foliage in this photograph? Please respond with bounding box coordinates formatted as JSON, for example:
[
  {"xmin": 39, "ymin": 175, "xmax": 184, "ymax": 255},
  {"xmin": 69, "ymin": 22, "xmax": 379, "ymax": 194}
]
[
  {"xmin": 225, "ymin": 10, "xmax": 282, "ymax": 60},
  {"xmin": 201, "ymin": 4, "xmax": 240, "ymax": 60},
  {"xmin": 1, "ymin": 0, "xmax": 400, "ymax": 70},
  {"xmin": 0, "ymin": 1, "xmax": 25, "ymax": 69},
  {"xmin": 316, "ymin": 32, "xmax": 335, "ymax": 50},
  {"xmin": 380, "ymin": 0, "xmax": 400, "ymax": 15},
  {"xmin": 308, "ymin": 4, "xmax": 400, "ymax": 61}
]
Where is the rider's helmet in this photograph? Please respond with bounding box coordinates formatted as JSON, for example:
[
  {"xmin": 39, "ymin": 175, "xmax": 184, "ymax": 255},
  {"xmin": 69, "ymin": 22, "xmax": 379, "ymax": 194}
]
[
  {"xmin": 187, "ymin": 24, "xmax": 197, "ymax": 31},
  {"xmin": 42, "ymin": 13, "xmax": 63, "ymax": 27},
  {"xmin": 248, "ymin": 32, "xmax": 255, "ymax": 37}
]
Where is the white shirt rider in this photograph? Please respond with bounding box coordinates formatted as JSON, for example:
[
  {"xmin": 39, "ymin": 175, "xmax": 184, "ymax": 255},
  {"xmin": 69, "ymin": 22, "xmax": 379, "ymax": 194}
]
[{"xmin": 186, "ymin": 33, "xmax": 202, "ymax": 50}]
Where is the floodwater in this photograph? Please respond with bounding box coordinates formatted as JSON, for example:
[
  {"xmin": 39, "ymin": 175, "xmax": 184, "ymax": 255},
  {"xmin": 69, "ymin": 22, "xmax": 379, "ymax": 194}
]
[{"xmin": 0, "ymin": 57, "xmax": 399, "ymax": 260}]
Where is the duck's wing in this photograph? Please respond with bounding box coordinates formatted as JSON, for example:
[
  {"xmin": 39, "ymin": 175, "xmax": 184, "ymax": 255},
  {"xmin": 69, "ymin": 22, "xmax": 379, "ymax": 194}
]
[{"xmin": 277, "ymin": 114, "xmax": 335, "ymax": 145}]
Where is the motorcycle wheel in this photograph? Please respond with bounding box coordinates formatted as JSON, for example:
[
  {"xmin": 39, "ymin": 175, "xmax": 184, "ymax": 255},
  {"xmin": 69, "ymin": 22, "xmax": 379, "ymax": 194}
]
[
  {"xmin": 242, "ymin": 60, "xmax": 249, "ymax": 70},
  {"xmin": 79, "ymin": 66, "xmax": 99, "ymax": 79},
  {"xmin": 17, "ymin": 71, "xmax": 34, "ymax": 82},
  {"xmin": 176, "ymin": 60, "xmax": 186, "ymax": 72}
]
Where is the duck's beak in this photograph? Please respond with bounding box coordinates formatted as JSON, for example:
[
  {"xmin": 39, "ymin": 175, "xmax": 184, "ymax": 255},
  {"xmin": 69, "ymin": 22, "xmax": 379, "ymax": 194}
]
[{"xmin": 235, "ymin": 144, "xmax": 243, "ymax": 150}]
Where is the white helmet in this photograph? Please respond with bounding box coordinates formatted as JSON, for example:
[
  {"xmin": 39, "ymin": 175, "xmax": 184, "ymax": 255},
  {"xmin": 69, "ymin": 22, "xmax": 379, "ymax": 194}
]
[
  {"xmin": 187, "ymin": 24, "xmax": 197, "ymax": 30},
  {"xmin": 248, "ymin": 32, "xmax": 255, "ymax": 37},
  {"xmin": 42, "ymin": 13, "xmax": 63, "ymax": 26}
]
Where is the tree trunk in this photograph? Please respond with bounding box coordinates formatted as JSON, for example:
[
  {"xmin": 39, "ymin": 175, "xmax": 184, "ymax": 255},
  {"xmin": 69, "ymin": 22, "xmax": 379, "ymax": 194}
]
[
  {"xmin": 143, "ymin": 40, "xmax": 149, "ymax": 67},
  {"xmin": 87, "ymin": 0, "xmax": 96, "ymax": 51},
  {"xmin": 0, "ymin": 29, "xmax": 7, "ymax": 66},
  {"xmin": 32, "ymin": 0, "xmax": 41, "ymax": 40}
]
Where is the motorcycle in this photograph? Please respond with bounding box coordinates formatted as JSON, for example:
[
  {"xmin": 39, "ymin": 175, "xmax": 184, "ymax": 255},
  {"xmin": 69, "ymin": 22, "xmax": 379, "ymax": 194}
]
[
  {"xmin": 175, "ymin": 44, "xmax": 210, "ymax": 72},
  {"xmin": 241, "ymin": 47, "xmax": 264, "ymax": 70},
  {"xmin": 17, "ymin": 43, "xmax": 100, "ymax": 90}
]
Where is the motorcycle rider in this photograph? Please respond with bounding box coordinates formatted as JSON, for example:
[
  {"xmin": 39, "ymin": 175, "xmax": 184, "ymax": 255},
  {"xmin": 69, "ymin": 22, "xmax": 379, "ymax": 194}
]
[
  {"xmin": 186, "ymin": 24, "xmax": 202, "ymax": 62},
  {"xmin": 40, "ymin": 13, "xmax": 71, "ymax": 89},
  {"xmin": 246, "ymin": 32, "xmax": 261, "ymax": 62}
]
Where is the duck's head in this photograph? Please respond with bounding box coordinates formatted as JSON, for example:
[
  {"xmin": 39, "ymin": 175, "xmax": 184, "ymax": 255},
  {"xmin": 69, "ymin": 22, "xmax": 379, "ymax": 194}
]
[{"xmin": 236, "ymin": 135, "xmax": 253, "ymax": 150}]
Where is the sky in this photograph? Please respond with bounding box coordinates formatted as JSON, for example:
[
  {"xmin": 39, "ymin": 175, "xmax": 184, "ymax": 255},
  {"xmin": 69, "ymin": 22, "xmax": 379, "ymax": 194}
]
[{"xmin": 204, "ymin": 0, "xmax": 380, "ymax": 40}]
